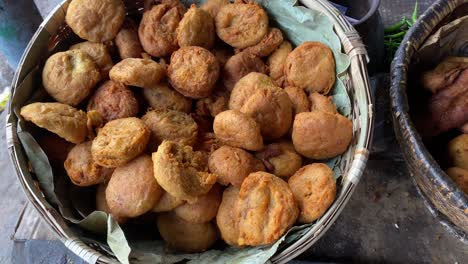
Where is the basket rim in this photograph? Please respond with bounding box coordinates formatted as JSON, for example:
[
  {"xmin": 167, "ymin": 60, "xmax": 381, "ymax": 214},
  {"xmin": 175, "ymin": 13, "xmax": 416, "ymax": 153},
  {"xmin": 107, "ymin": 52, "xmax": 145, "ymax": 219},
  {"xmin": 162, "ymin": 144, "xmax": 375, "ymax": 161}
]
[
  {"xmin": 6, "ymin": 0, "xmax": 374, "ymax": 263},
  {"xmin": 389, "ymin": 0, "xmax": 468, "ymax": 232}
]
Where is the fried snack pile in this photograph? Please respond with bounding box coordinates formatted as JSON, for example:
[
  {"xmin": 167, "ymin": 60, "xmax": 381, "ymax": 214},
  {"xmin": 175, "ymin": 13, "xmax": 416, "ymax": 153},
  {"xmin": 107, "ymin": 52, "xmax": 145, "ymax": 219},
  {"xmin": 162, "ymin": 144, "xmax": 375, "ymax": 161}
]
[
  {"xmin": 417, "ymin": 57, "xmax": 468, "ymax": 138},
  {"xmin": 19, "ymin": 0, "xmax": 354, "ymax": 253},
  {"xmin": 415, "ymin": 57, "xmax": 468, "ymax": 194}
]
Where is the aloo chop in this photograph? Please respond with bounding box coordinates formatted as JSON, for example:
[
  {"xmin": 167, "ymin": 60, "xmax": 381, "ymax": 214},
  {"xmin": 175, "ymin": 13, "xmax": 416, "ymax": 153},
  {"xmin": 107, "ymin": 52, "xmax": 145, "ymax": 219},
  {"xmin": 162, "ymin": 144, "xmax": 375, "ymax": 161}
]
[{"xmin": 17, "ymin": 0, "xmax": 354, "ymax": 253}]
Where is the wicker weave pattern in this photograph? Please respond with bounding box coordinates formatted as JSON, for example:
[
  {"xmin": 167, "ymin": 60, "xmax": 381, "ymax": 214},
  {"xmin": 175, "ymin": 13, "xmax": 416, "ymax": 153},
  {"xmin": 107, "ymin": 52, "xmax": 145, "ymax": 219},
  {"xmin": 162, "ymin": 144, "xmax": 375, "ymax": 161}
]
[{"xmin": 6, "ymin": 0, "xmax": 374, "ymax": 263}]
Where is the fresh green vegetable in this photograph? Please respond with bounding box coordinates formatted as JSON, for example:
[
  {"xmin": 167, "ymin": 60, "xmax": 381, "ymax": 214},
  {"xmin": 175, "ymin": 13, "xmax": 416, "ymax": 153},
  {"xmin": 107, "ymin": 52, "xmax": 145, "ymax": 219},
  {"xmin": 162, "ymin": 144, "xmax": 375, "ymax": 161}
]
[
  {"xmin": 384, "ymin": 2, "xmax": 419, "ymax": 67},
  {"xmin": 412, "ymin": 2, "xmax": 419, "ymax": 23},
  {"xmin": 384, "ymin": 17, "xmax": 407, "ymax": 34}
]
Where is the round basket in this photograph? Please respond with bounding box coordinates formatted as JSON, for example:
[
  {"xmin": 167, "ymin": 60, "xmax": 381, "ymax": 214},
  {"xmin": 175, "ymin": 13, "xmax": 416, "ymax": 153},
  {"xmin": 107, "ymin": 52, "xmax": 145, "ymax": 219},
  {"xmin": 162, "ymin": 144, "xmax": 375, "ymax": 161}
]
[
  {"xmin": 6, "ymin": 0, "xmax": 373, "ymax": 263},
  {"xmin": 390, "ymin": 0, "xmax": 468, "ymax": 235}
]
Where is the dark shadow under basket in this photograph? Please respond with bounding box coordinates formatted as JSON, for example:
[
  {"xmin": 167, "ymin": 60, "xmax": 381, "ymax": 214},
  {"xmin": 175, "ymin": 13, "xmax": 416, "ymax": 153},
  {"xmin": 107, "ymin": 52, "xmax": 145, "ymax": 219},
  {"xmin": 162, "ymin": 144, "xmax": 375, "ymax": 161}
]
[{"xmin": 390, "ymin": 0, "xmax": 468, "ymax": 236}]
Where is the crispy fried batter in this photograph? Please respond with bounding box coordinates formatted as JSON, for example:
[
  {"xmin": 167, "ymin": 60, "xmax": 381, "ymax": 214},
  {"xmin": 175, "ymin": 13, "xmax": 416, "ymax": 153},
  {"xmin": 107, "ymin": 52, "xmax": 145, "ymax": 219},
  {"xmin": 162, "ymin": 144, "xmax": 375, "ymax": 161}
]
[
  {"xmin": 284, "ymin": 86, "xmax": 310, "ymax": 115},
  {"xmin": 87, "ymin": 80, "xmax": 139, "ymax": 123},
  {"xmin": 174, "ymin": 184, "xmax": 222, "ymax": 223},
  {"xmin": 139, "ymin": 3, "xmax": 186, "ymax": 57},
  {"xmin": 256, "ymin": 140, "xmax": 302, "ymax": 178},
  {"xmin": 106, "ymin": 155, "xmax": 163, "ymax": 217},
  {"xmin": 213, "ymin": 110, "xmax": 263, "ymax": 151},
  {"xmin": 201, "ymin": 0, "xmax": 229, "ymax": 18},
  {"xmin": 285, "ymin": 42, "xmax": 336, "ymax": 94},
  {"xmin": 168, "ymin": 46, "xmax": 220, "ymax": 98},
  {"xmin": 91, "ymin": 117, "xmax": 150, "ymax": 168},
  {"xmin": 209, "ymin": 146, "xmax": 264, "ymax": 187},
  {"xmin": 115, "ymin": 19, "xmax": 144, "ymax": 59},
  {"xmin": 20, "ymin": 102, "xmax": 88, "ymax": 144},
  {"xmin": 309, "ymin": 92, "xmax": 337, "ymax": 113},
  {"xmin": 292, "ymin": 111, "xmax": 352, "ymax": 159},
  {"xmin": 177, "ymin": 5, "xmax": 215, "ymax": 49},
  {"xmin": 288, "ymin": 163, "xmax": 336, "ymax": 223},
  {"xmin": 152, "ymin": 141, "xmax": 217, "ymax": 202},
  {"xmin": 267, "ymin": 41, "xmax": 292, "ymax": 87},
  {"xmin": 222, "ymin": 52, "xmax": 267, "ymax": 92},
  {"xmin": 142, "ymin": 82, "xmax": 192, "ymax": 113},
  {"xmin": 157, "ymin": 213, "xmax": 218, "ymax": 253},
  {"xmin": 215, "ymin": 3, "xmax": 268, "ymax": 48},
  {"xmin": 110, "ymin": 58, "xmax": 165, "ymax": 88},
  {"xmin": 64, "ymin": 141, "xmax": 113, "ymax": 186},
  {"xmin": 216, "ymin": 186, "xmax": 240, "ymax": 246},
  {"xmin": 152, "ymin": 190, "xmax": 185, "ymax": 212},
  {"xmin": 70, "ymin": 41, "xmax": 113, "ymax": 77},
  {"xmin": 236, "ymin": 172, "xmax": 298, "ymax": 246},
  {"xmin": 239, "ymin": 27, "xmax": 283, "ymax": 57},
  {"xmin": 142, "ymin": 109, "xmax": 198, "ymax": 151},
  {"xmin": 66, "ymin": 0, "xmax": 125, "ymax": 42},
  {"xmin": 42, "ymin": 50, "xmax": 100, "ymax": 106}
]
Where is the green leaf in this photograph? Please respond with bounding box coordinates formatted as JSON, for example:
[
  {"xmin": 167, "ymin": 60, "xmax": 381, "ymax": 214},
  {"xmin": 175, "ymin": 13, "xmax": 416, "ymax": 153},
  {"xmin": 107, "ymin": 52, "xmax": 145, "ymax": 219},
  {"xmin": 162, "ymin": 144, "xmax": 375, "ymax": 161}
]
[{"xmin": 107, "ymin": 216, "xmax": 131, "ymax": 264}]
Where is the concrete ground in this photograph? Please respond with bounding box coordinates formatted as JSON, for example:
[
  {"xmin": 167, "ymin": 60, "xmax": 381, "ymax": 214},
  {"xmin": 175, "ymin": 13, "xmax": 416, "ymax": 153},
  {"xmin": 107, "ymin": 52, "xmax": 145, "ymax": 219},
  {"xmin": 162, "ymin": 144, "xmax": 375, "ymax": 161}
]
[{"xmin": 0, "ymin": 0, "xmax": 466, "ymax": 263}]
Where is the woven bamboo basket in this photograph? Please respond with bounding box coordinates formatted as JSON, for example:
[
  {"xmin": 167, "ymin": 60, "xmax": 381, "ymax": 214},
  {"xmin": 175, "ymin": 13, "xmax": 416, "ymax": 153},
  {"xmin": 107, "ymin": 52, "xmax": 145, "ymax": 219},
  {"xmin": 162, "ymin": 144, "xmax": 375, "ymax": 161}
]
[
  {"xmin": 6, "ymin": 0, "xmax": 373, "ymax": 263},
  {"xmin": 390, "ymin": 0, "xmax": 468, "ymax": 237}
]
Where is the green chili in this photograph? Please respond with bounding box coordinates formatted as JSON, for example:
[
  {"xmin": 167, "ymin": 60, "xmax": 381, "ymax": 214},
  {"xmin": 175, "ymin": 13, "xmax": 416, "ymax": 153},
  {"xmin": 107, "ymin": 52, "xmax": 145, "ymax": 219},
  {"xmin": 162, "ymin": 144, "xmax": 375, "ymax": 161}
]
[
  {"xmin": 412, "ymin": 2, "xmax": 419, "ymax": 23},
  {"xmin": 384, "ymin": 17, "xmax": 407, "ymax": 33},
  {"xmin": 385, "ymin": 31, "xmax": 406, "ymax": 39}
]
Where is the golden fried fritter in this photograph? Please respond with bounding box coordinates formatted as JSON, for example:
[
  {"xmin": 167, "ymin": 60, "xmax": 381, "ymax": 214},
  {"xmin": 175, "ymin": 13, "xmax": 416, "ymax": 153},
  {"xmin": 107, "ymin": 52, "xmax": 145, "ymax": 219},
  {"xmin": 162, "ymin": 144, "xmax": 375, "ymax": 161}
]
[
  {"xmin": 239, "ymin": 27, "xmax": 283, "ymax": 57},
  {"xmin": 152, "ymin": 190, "xmax": 185, "ymax": 212},
  {"xmin": 110, "ymin": 58, "xmax": 165, "ymax": 88},
  {"xmin": 216, "ymin": 186, "xmax": 240, "ymax": 246},
  {"xmin": 42, "ymin": 50, "xmax": 100, "ymax": 106},
  {"xmin": 177, "ymin": 5, "xmax": 215, "ymax": 49},
  {"xmin": 213, "ymin": 110, "xmax": 263, "ymax": 151},
  {"xmin": 87, "ymin": 80, "xmax": 139, "ymax": 123},
  {"xmin": 284, "ymin": 86, "xmax": 310, "ymax": 115},
  {"xmin": 142, "ymin": 109, "xmax": 198, "ymax": 151},
  {"xmin": 157, "ymin": 213, "xmax": 218, "ymax": 253},
  {"xmin": 239, "ymin": 84, "xmax": 293, "ymax": 139},
  {"xmin": 228, "ymin": 72, "xmax": 277, "ymax": 110},
  {"xmin": 152, "ymin": 141, "xmax": 217, "ymax": 202},
  {"xmin": 96, "ymin": 183, "xmax": 128, "ymax": 224},
  {"xmin": 215, "ymin": 2, "xmax": 268, "ymax": 48},
  {"xmin": 201, "ymin": 0, "xmax": 229, "ymax": 18},
  {"xmin": 222, "ymin": 52, "xmax": 268, "ymax": 92},
  {"xmin": 309, "ymin": 92, "xmax": 337, "ymax": 113},
  {"xmin": 142, "ymin": 82, "xmax": 192, "ymax": 113},
  {"xmin": 236, "ymin": 172, "xmax": 298, "ymax": 246},
  {"xmin": 64, "ymin": 141, "xmax": 113, "ymax": 186},
  {"xmin": 209, "ymin": 146, "xmax": 264, "ymax": 187},
  {"xmin": 139, "ymin": 3, "xmax": 186, "ymax": 57},
  {"xmin": 65, "ymin": 0, "xmax": 125, "ymax": 42},
  {"xmin": 174, "ymin": 184, "xmax": 222, "ymax": 223},
  {"xmin": 195, "ymin": 90, "xmax": 228, "ymax": 117},
  {"xmin": 115, "ymin": 19, "xmax": 144, "ymax": 59},
  {"xmin": 267, "ymin": 41, "xmax": 292, "ymax": 87},
  {"xmin": 285, "ymin": 42, "xmax": 336, "ymax": 94},
  {"xmin": 288, "ymin": 163, "xmax": 336, "ymax": 223},
  {"xmin": 20, "ymin": 102, "xmax": 88, "ymax": 144},
  {"xmin": 70, "ymin": 41, "xmax": 113, "ymax": 77},
  {"xmin": 256, "ymin": 140, "xmax": 302, "ymax": 179},
  {"xmin": 292, "ymin": 111, "xmax": 352, "ymax": 159},
  {"xmin": 168, "ymin": 46, "xmax": 220, "ymax": 98},
  {"xmin": 92, "ymin": 117, "xmax": 150, "ymax": 168},
  {"xmin": 106, "ymin": 155, "xmax": 163, "ymax": 217}
]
